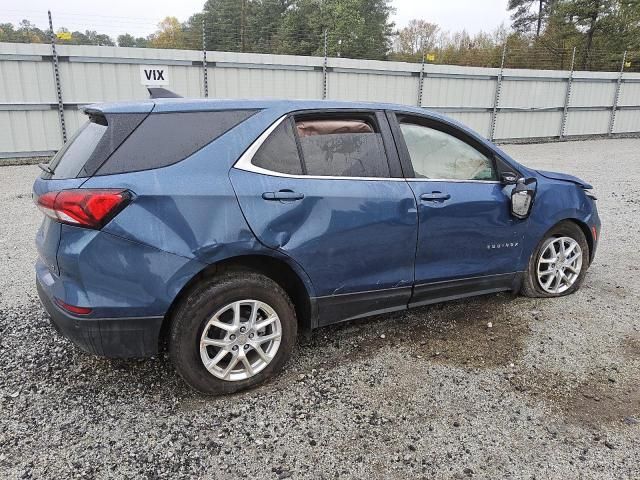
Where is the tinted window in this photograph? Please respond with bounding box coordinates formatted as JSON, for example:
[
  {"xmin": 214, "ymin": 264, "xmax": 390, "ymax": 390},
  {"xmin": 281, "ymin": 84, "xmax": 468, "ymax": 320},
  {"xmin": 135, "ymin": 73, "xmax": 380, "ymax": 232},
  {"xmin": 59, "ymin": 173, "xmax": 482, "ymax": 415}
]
[
  {"xmin": 79, "ymin": 112, "xmax": 148, "ymax": 177},
  {"xmin": 252, "ymin": 119, "xmax": 303, "ymax": 175},
  {"xmin": 296, "ymin": 118, "xmax": 390, "ymax": 178},
  {"xmin": 48, "ymin": 121, "xmax": 107, "ymax": 179},
  {"xmin": 96, "ymin": 110, "xmax": 257, "ymax": 175},
  {"xmin": 400, "ymin": 122, "xmax": 496, "ymax": 181}
]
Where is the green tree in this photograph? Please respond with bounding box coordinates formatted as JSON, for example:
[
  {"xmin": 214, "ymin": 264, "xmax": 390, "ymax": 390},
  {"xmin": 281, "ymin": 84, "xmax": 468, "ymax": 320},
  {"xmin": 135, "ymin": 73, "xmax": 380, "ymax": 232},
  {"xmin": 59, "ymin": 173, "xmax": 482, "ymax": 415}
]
[
  {"xmin": 617, "ymin": 0, "xmax": 640, "ymax": 50},
  {"xmin": 117, "ymin": 33, "xmax": 136, "ymax": 47},
  {"xmin": 134, "ymin": 37, "xmax": 151, "ymax": 48},
  {"xmin": 395, "ymin": 19, "xmax": 440, "ymax": 59},
  {"xmin": 148, "ymin": 16, "xmax": 187, "ymax": 49},
  {"xmin": 117, "ymin": 34, "xmax": 150, "ymax": 48},
  {"xmin": 246, "ymin": 0, "xmax": 294, "ymax": 52},
  {"xmin": 508, "ymin": 0, "xmax": 640, "ymax": 70},
  {"xmin": 564, "ymin": 0, "xmax": 611, "ymax": 56},
  {"xmin": 0, "ymin": 20, "xmax": 47, "ymax": 43},
  {"xmin": 323, "ymin": 0, "xmax": 395, "ymax": 59},
  {"xmin": 275, "ymin": 0, "xmax": 324, "ymax": 55},
  {"xmin": 65, "ymin": 30, "xmax": 115, "ymax": 46},
  {"xmin": 197, "ymin": 0, "xmax": 245, "ymax": 51},
  {"xmin": 508, "ymin": 0, "xmax": 558, "ymax": 37},
  {"xmin": 190, "ymin": 0, "xmax": 394, "ymax": 58},
  {"xmin": 553, "ymin": 0, "xmax": 625, "ymax": 67}
]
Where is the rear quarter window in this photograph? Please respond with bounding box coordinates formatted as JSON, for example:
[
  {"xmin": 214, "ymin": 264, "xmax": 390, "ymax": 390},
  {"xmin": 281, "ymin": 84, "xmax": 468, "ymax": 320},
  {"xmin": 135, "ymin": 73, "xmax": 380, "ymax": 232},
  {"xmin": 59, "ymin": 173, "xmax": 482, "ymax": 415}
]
[
  {"xmin": 96, "ymin": 109, "xmax": 258, "ymax": 176},
  {"xmin": 252, "ymin": 118, "xmax": 303, "ymax": 175},
  {"xmin": 47, "ymin": 121, "xmax": 107, "ymax": 179}
]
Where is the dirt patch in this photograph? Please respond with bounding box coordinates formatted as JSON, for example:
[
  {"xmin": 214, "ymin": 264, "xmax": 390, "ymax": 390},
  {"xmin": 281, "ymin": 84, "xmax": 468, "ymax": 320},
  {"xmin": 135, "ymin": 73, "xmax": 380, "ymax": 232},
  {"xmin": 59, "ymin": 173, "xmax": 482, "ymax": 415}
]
[
  {"xmin": 296, "ymin": 293, "xmax": 531, "ymax": 373},
  {"xmin": 565, "ymin": 378, "xmax": 640, "ymax": 427},
  {"xmin": 508, "ymin": 368, "xmax": 640, "ymax": 428},
  {"xmin": 295, "ymin": 294, "xmax": 638, "ymax": 429},
  {"xmin": 403, "ymin": 295, "xmax": 529, "ymax": 369},
  {"xmin": 622, "ymin": 333, "xmax": 640, "ymax": 359}
]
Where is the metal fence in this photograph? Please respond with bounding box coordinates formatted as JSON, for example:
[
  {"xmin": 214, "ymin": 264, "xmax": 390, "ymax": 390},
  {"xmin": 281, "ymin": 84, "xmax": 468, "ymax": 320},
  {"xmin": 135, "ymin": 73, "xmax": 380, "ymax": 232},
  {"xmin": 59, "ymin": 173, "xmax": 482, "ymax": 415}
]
[{"xmin": 2, "ymin": 39, "xmax": 640, "ymax": 162}]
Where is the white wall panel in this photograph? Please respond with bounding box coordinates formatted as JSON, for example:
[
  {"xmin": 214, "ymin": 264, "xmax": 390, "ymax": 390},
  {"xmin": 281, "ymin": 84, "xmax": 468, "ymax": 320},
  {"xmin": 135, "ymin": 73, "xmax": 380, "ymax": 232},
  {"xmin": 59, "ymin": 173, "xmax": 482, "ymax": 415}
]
[
  {"xmin": 442, "ymin": 112, "xmax": 492, "ymax": 138},
  {"xmin": 494, "ymin": 111, "xmax": 563, "ymax": 139},
  {"xmin": 613, "ymin": 109, "xmax": 640, "ymax": 133},
  {"xmin": 564, "ymin": 110, "xmax": 611, "ymax": 136},
  {"xmin": 210, "ymin": 67, "xmax": 322, "ymax": 99},
  {"xmin": 0, "ymin": 110, "xmax": 61, "ymax": 152},
  {"xmin": 0, "ymin": 60, "xmax": 57, "ymax": 103},
  {"xmin": 570, "ymin": 81, "xmax": 616, "ymax": 107},
  {"xmin": 59, "ymin": 63, "xmax": 202, "ymax": 102},
  {"xmin": 1, "ymin": 42, "xmax": 639, "ymax": 159},
  {"xmin": 327, "ymin": 72, "xmax": 417, "ymax": 104},
  {"xmin": 500, "ymin": 79, "xmax": 566, "ymax": 108},
  {"xmin": 422, "ymin": 77, "xmax": 495, "ymax": 108},
  {"xmin": 63, "ymin": 109, "xmax": 86, "ymax": 137},
  {"xmin": 618, "ymin": 82, "xmax": 640, "ymax": 106}
]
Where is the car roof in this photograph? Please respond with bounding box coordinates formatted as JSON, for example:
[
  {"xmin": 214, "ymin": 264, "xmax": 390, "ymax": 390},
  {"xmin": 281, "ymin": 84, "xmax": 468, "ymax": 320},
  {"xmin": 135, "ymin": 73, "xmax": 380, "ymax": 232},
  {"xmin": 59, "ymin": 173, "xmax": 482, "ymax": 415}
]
[
  {"xmin": 88, "ymin": 97, "xmax": 445, "ymax": 119},
  {"xmin": 83, "ymin": 97, "xmax": 531, "ymax": 175}
]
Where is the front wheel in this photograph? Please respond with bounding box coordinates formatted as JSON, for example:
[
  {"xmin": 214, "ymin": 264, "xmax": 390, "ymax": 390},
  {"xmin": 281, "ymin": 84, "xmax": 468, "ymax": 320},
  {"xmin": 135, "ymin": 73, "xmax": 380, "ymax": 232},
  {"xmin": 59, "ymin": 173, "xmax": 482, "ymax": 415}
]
[
  {"xmin": 521, "ymin": 221, "xmax": 590, "ymax": 298},
  {"xmin": 169, "ymin": 271, "xmax": 297, "ymax": 395}
]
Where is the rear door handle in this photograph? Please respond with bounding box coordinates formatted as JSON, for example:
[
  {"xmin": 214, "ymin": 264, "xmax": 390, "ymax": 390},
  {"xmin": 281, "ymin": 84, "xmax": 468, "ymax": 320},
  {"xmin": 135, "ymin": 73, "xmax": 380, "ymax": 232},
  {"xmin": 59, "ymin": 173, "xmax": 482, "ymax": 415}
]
[
  {"xmin": 420, "ymin": 192, "xmax": 451, "ymax": 202},
  {"xmin": 262, "ymin": 190, "xmax": 305, "ymax": 201}
]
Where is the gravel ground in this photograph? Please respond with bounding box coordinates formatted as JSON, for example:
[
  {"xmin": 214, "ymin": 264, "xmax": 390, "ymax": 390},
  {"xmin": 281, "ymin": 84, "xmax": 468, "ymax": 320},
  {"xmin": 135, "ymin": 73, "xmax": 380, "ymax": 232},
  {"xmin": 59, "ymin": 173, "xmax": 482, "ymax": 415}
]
[{"xmin": 1, "ymin": 138, "xmax": 639, "ymax": 479}]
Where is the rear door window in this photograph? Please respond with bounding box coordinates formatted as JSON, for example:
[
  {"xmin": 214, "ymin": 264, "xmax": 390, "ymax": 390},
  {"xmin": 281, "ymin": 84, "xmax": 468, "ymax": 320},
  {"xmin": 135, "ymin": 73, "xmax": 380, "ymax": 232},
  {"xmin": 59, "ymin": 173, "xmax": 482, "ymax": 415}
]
[
  {"xmin": 294, "ymin": 116, "xmax": 390, "ymax": 178},
  {"xmin": 48, "ymin": 121, "xmax": 107, "ymax": 179}
]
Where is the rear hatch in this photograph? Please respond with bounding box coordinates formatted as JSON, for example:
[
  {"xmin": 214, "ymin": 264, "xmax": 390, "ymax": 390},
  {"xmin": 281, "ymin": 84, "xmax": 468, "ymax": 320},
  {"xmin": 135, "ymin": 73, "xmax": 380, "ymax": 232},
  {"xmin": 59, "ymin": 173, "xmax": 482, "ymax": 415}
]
[{"xmin": 33, "ymin": 104, "xmax": 153, "ymax": 273}]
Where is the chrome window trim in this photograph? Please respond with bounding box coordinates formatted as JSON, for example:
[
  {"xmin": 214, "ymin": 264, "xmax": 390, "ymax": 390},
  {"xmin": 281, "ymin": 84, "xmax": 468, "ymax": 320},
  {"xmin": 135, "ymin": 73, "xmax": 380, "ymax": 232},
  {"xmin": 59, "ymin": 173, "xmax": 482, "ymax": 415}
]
[
  {"xmin": 408, "ymin": 178, "xmax": 501, "ymax": 184},
  {"xmin": 232, "ymin": 114, "xmax": 501, "ymax": 184}
]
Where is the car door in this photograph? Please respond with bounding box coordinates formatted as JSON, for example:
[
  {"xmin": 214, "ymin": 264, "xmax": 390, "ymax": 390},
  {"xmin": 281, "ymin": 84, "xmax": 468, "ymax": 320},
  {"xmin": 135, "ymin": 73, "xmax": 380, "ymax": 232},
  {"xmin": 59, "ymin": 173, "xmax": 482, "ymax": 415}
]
[
  {"xmin": 387, "ymin": 111, "xmax": 529, "ymax": 307},
  {"xmin": 230, "ymin": 110, "xmax": 418, "ymax": 325}
]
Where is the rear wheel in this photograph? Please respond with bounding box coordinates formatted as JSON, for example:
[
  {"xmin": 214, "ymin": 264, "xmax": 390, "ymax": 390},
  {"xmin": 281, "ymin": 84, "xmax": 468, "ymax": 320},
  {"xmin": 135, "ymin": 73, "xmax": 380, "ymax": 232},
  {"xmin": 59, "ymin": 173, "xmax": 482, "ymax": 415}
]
[
  {"xmin": 521, "ymin": 221, "xmax": 589, "ymax": 298},
  {"xmin": 169, "ymin": 271, "xmax": 297, "ymax": 394}
]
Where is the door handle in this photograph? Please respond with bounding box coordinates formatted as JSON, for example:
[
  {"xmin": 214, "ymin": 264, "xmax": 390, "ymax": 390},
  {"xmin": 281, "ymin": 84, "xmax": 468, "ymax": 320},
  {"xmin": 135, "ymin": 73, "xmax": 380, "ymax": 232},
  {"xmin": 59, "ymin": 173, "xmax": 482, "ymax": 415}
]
[
  {"xmin": 420, "ymin": 192, "xmax": 451, "ymax": 202},
  {"xmin": 262, "ymin": 190, "xmax": 305, "ymax": 201}
]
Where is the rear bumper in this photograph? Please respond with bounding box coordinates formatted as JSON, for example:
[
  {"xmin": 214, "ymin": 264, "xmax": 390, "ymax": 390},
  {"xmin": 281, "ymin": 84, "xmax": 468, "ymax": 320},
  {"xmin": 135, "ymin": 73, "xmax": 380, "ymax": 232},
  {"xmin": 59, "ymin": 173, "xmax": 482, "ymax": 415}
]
[{"xmin": 37, "ymin": 280, "xmax": 163, "ymax": 358}]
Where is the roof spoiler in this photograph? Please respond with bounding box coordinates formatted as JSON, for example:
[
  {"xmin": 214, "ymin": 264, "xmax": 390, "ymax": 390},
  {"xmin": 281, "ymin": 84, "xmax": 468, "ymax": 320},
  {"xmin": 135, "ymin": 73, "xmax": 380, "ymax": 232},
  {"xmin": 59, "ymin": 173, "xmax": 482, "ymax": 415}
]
[{"xmin": 147, "ymin": 87, "xmax": 182, "ymax": 99}]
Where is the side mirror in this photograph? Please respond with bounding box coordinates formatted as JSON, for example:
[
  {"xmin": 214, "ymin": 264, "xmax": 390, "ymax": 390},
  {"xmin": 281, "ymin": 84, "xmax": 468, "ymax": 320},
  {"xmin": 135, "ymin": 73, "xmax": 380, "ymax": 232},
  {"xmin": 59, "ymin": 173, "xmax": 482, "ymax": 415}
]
[
  {"xmin": 501, "ymin": 172, "xmax": 519, "ymax": 185},
  {"xmin": 511, "ymin": 178, "xmax": 536, "ymax": 219}
]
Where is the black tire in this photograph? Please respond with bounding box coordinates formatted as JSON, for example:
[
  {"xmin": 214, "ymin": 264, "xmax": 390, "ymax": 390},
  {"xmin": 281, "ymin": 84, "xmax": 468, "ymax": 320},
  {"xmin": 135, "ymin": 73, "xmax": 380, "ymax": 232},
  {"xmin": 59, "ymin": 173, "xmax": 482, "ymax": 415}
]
[
  {"xmin": 521, "ymin": 221, "xmax": 590, "ymax": 298},
  {"xmin": 169, "ymin": 270, "xmax": 297, "ymax": 395}
]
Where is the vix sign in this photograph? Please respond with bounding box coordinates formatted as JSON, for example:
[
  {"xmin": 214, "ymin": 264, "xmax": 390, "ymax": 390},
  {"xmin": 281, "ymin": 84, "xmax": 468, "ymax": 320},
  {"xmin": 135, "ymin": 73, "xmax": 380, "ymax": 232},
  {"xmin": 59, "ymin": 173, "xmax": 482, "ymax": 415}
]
[{"xmin": 139, "ymin": 65, "xmax": 169, "ymax": 86}]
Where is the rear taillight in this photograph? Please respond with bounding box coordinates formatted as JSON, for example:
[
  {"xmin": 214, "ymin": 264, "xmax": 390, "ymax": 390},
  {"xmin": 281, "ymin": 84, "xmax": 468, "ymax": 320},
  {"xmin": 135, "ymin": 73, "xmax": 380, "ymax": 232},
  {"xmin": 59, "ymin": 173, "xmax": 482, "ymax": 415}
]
[{"xmin": 35, "ymin": 189, "xmax": 131, "ymax": 229}]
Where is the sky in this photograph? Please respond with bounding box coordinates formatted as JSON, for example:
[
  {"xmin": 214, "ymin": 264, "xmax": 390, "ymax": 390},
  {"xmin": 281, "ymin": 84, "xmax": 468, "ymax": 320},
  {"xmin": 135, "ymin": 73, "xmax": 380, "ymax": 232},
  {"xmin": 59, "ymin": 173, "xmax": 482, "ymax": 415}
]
[{"xmin": 3, "ymin": 0, "xmax": 511, "ymax": 39}]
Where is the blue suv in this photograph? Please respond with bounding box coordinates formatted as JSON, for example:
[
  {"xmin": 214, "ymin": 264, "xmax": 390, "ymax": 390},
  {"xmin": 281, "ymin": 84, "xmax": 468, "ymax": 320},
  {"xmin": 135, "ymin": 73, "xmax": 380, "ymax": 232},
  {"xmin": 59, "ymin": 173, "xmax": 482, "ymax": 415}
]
[{"xmin": 34, "ymin": 97, "xmax": 600, "ymax": 394}]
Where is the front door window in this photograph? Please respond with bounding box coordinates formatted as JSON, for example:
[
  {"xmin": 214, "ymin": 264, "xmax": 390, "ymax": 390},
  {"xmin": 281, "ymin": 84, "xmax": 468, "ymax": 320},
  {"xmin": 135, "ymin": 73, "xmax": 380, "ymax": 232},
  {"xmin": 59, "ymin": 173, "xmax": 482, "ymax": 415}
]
[{"xmin": 399, "ymin": 122, "xmax": 497, "ymax": 181}]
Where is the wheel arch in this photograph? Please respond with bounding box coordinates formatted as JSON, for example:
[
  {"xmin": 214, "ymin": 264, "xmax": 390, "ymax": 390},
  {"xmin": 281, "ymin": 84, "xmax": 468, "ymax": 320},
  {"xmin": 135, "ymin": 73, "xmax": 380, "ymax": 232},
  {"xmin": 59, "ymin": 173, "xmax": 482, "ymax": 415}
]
[
  {"xmin": 159, "ymin": 253, "xmax": 317, "ymax": 351},
  {"xmin": 544, "ymin": 218, "xmax": 594, "ymax": 264},
  {"xmin": 533, "ymin": 217, "xmax": 594, "ymax": 263},
  {"xmin": 566, "ymin": 218, "xmax": 595, "ymax": 263}
]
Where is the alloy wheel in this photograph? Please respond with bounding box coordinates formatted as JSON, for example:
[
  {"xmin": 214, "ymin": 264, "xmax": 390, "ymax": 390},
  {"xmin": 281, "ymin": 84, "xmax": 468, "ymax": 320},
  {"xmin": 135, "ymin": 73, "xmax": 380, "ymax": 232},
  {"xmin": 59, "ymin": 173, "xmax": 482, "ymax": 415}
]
[
  {"xmin": 536, "ymin": 236, "xmax": 583, "ymax": 294},
  {"xmin": 199, "ymin": 299, "xmax": 282, "ymax": 381}
]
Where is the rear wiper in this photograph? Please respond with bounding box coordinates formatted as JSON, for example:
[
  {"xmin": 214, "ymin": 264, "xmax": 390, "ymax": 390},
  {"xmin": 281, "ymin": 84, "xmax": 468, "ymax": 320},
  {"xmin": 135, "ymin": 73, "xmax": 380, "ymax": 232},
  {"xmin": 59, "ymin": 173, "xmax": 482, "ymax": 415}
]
[{"xmin": 38, "ymin": 163, "xmax": 54, "ymax": 174}]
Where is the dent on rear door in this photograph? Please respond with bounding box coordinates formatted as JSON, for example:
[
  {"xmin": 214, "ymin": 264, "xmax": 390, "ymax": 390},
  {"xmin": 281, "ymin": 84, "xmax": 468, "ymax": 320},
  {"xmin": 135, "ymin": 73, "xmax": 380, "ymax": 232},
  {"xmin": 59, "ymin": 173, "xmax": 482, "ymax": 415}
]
[{"xmin": 229, "ymin": 168, "xmax": 418, "ymax": 297}]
